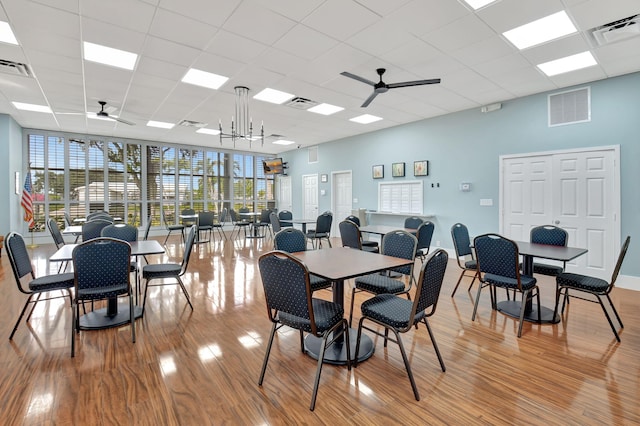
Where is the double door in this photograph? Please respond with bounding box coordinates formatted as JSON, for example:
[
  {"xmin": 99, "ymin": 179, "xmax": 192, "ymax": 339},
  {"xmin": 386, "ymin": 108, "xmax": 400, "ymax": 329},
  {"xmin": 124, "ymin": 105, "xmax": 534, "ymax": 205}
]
[{"xmin": 501, "ymin": 146, "xmax": 619, "ymax": 280}]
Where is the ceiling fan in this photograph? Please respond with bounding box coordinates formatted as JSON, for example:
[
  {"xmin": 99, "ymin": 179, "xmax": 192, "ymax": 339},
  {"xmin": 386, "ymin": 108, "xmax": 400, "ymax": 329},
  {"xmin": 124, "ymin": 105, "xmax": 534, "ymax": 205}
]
[
  {"xmin": 56, "ymin": 101, "xmax": 135, "ymax": 125},
  {"xmin": 341, "ymin": 68, "xmax": 441, "ymax": 107}
]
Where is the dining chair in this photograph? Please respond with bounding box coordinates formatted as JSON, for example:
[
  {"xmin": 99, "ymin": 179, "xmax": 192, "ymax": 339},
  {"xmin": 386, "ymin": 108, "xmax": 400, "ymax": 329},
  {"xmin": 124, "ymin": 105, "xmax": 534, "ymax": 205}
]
[
  {"xmin": 472, "ymin": 233, "xmax": 540, "ymax": 338},
  {"xmin": 71, "ymin": 237, "xmax": 135, "ymax": 357},
  {"xmin": 278, "ymin": 210, "xmax": 293, "ymax": 227},
  {"xmin": 6, "ymin": 232, "xmax": 75, "ymax": 340},
  {"xmin": 554, "ymin": 236, "xmax": 630, "ymax": 342},
  {"xmin": 197, "ymin": 211, "xmax": 216, "ymax": 243},
  {"xmin": 180, "ymin": 208, "xmax": 197, "ymax": 226},
  {"xmin": 47, "ymin": 218, "xmax": 68, "ymax": 273},
  {"xmin": 255, "ymin": 209, "xmax": 272, "ymax": 238},
  {"xmin": 306, "ymin": 211, "xmax": 333, "ymax": 249},
  {"xmin": 415, "ymin": 221, "xmax": 435, "ymax": 263},
  {"xmin": 87, "ymin": 212, "xmax": 113, "ymax": 222},
  {"xmin": 162, "ymin": 210, "xmax": 185, "ymax": 245},
  {"xmin": 229, "ymin": 209, "xmax": 250, "ymax": 239},
  {"xmin": 404, "ymin": 216, "xmax": 423, "ymax": 230},
  {"xmin": 257, "ymin": 250, "xmax": 351, "ymax": 411},
  {"xmin": 63, "ymin": 211, "xmax": 73, "ymax": 228},
  {"xmin": 450, "ymin": 223, "xmax": 479, "ymax": 297},
  {"xmin": 354, "ymin": 249, "xmax": 448, "ymax": 401},
  {"xmin": 345, "ymin": 215, "xmax": 378, "ymax": 250},
  {"xmin": 101, "ymin": 224, "xmax": 140, "ymax": 300},
  {"xmin": 273, "ymin": 228, "xmax": 331, "ymax": 292},
  {"xmin": 143, "ymin": 214, "xmax": 152, "ymax": 241},
  {"xmin": 142, "ymin": 225, "xmax": 196, "ymax": 312},
  {"xmin": 530, "ymin": 225, "xmax": 569, "ymax": 276},
  {"xmin": 349, "ymin": 230, "xmax": 418, "ymax": 326},
  {"xmin": 339, "ymin": 220, "xmax": 378, "ymax": 253},
  {"xmin": 81, "ymin": 219, "xmax": 112, "ymax": 241},
  {"xmin": 212, "ymin": 208, "xmax": 228, "ymax": 240},
  {"xmin": 269, "ymin": 211, "xmax": 281, "ymax": 234}
]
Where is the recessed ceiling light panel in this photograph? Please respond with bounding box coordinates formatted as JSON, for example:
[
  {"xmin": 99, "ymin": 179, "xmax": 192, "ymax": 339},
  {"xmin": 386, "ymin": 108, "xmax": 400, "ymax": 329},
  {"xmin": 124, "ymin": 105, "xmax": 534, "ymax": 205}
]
[
  {"xmin": 350, "ymin": 114, "xmax": 382, "ymax": 124},
  {"xmin": 0, "ymin": 21, "xmax": 18, "ymax": 45},
  {"xmin": 147, "ymin": 120, "xmax": 175, "ymax": 129},
  {"xmin": 196, "ymin": 128, "xmax": 221, "ymax": 135},
  {"xmin": 307, "ymin": 103, "xmax": 344, "ymax": 115},
  {"xmin": 181, "ymin": 68, "xmax": 228, "ymax": 90},
  {"xmin": 462, "ymin": 0, "xmax": 497, "ymax": 10},
  {"xmin": 12, "ymin": 102, "xmax": 52, "ymax": 113},
  {"xmin": 272, "ymin": 139, "xmax": 295, "ymax": 145},
  {"xmin": 503, "ymin": 11, "xmax": 577, "ymax": 50},
  {"xmin": 254, "ymin": 88, "xmax": 294, "ymax": 104},
  {"xmin": 83, "ymin": 41, "xmax": 138, "ymax": 70},
  {"xmin": 537, "ymin": 51, "xmax": 597, "ymax": 76}
]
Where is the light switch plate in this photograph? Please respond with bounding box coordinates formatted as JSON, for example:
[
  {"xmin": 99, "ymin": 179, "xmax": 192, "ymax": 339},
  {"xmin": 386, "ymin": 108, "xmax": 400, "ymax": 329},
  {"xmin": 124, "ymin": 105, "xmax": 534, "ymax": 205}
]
[{"xmin": 480, "ymin": 198, "xmax": 493, "ymax": 206}]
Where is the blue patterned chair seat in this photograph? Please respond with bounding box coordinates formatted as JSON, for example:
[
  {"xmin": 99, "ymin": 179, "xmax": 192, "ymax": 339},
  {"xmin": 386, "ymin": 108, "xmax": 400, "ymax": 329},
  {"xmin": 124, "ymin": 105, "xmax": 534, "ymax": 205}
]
[
  {"xmin": 354, "ymin": 274, "xmax": 407, "ymax": 295},
  {"xmin": 143, "ymin": 263, "xmax": 182, "ymax": 280},
  {"xmin": 360, "ymin": 294, "xmax": 426, "ymax": 329},
  {"xmin": 533, "ymin": 263, "xmax": 564, "ymax": 276},
  {"xmin": 77, "ymin": 284, "xmax": 131, "ymax": 300},
  {"xmin": 464, "ymin": 259, "xmax": 477, "ymax": 269},
  {"xmin": 279, "ymin": 299, "xmax": 344, "ymax": 333},
  {"xmin": 556, "ymin": 272, "xmax": 609, "ymax": 292},
  {"xmin": 484, "ymin": 273, "xmax": 536, "ymax": 290},
  {"xmin": 30, "ymin": 273, "xmax": 75, "ymax": 291}
]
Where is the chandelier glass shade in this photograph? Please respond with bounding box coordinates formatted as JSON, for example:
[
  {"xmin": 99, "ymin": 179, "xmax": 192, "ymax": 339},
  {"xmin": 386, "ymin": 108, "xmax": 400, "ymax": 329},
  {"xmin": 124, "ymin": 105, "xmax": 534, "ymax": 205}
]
[{"xmin": 219, "ymin": 86, "xmax": 264, "ymax": 148}]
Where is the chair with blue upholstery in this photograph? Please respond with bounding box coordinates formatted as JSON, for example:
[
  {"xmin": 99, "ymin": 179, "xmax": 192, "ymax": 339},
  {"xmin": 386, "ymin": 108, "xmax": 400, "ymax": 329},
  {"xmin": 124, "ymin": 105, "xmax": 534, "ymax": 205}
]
[
  {"xmin": 87, "ymin": 210, "xmax": 112, "ymax": 222},
  {"xmin": 278, "ymin": 210, "xmax": 293, "ymax": 227},
  {"xmin": 450, "ymin": 223, "xmax": 479, "ymax": 297},
  {"xmin": 554, "ymin": 236, "xmax": 630, "ymax": 342},
  {"xmin": 349, "ymin": 230, "xmax": 418, "ymax": 326},
  {"xmin": 229, "ymin": 209, "xmax": 250, "ymax": 239},
  {"xmin": 258, "ymin": 250, "xmax": 351, "ymax": 411},
  {"xmin": 530, "ymin": 225, "xmax": 569, "ymax": 276},
  {"xmin": 339, "ymin": 220, "xmax": 378, "ymax": 253},
  {"xmin": 47, "ymin": 218, "xmax": 69, "ymax": 273},
  {"xmin": 197, "ymin": 211, "xmax": 216, "ymax": 243},
  {"xmin": 404, "ymin": 216, "xmax": 423, "ymax": 231},
  {"xmin": 355, "ymin": 249, "xmax": 448, "ymax": 401},
  {"xmin": 101, "ymin": 223, "xmax": 141, "ymax": 300},
  {"xmin": 81, "ymin": 219, "xmax": 112, "ymax": 242},
  {"xmin": 180, "ymin": 208, "xmax": 197, "ymax": 227},
  {"xmin": 269, "ymin": 211, "xmax": 281, "ymax": 235},
  {"xmin": 415, "ymin": 221, "xmax": 435, "ymax": 262},
  {"xmin": 273, "ymin": 228, "xmax": 331, "ymax": 292},
  {"xmin": 472, "ymin": 233, "xmax": 540, "ymax": 337},
  {"xmin": 162, "ymin": 210, "xmax": 185, "ymax": 245},
  {"xmin": 306, "ymin": 211, "xmax": 333, "ymax": 249},
  {"xmin": 345, "ymin": 215, "xmax": 378, "ymax": 250},
  {"xmin": 212, "ymin": 208, "xmax": 228, "ymax": 240},
  {"xmin": 71, "ymin": 237, "xmax": 135, "ymax": 356},
  {"xmin": 6, "ymin": 232, "xmax": 75, "ymax": 340},
  {"xmin": 255, "ymin": 209, "xmax": 273, "ymax": 238},
  {"xmin": 142, "ymin": 225, "xmax": 196, "ymax": 312}
]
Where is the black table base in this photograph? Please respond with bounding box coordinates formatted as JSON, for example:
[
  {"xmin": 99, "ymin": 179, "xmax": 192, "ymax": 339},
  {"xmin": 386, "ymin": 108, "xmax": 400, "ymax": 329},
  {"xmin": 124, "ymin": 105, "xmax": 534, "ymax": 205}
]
[
  {"xmin": 497, "ymin": 300, "xmax": 560, "ymax": 324},
  {"xmin": 79, "ymin": 304, "xmax": 143, "ymax": 330},
  {"xmin": 304, "ymin": 331, "xmax": 374, "ymax": 365}
]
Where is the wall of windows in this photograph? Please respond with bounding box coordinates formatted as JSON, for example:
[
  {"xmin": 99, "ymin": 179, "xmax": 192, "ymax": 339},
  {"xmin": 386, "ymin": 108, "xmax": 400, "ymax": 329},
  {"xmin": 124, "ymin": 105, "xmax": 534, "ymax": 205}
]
[{"xmin": 26, "ymin": 131, "xmax": 274, "ymax": 232}]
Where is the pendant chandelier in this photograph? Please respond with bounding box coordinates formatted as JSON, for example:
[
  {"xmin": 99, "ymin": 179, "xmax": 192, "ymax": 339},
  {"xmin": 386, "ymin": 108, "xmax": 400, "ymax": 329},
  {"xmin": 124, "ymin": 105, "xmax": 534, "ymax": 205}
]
[{"xmin": 219, "ymin": 86, "xmax": 264, "ymax": 148}]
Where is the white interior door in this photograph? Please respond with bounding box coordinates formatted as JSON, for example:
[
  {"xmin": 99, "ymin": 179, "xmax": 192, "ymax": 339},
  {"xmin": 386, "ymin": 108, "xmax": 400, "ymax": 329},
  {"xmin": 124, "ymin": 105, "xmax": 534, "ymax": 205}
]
[
  {"xmin": 501, "ymin": 146, "xmax": 619, "ymax": 279},
  {"xmin": 302, "ymin": 174, "xmax": 318, "ymax": 220},
  {"xmin": 331, "ymin": 171, "xmax": 352, "ymax": 236},
  {"xmin": 277, "ymin": 175, "xmax": 292, "ymax": 213}
]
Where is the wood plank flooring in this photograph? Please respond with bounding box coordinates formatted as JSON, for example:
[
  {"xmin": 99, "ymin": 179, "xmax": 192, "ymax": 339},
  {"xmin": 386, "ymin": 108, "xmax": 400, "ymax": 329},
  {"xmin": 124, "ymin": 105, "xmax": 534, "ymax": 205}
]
[{"xmin": 1, "ymin": 233, "xmax": 639, "ymax": 425}]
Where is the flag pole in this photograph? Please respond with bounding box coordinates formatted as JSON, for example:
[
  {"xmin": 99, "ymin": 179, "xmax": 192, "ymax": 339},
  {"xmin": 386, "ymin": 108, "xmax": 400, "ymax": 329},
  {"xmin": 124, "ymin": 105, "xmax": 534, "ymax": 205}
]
[
  {"xmin": 22, "ymin": 168, "xmax": 38, "ymax": 248},
  {"xmin": 28, "ymin": 228, "xmax": 37, "ymax": 249}
]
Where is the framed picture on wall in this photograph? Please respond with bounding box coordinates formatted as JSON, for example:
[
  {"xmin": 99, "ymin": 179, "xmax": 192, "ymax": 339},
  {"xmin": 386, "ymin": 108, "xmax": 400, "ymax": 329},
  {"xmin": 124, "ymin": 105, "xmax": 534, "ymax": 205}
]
[
  {"xmin": 392, "ymin": 162, "xmax": 405, "ymax": 177},
  {"xmin": 372, "ymin": 164, "xmax": 384, "ymax": 179},
  {"xmin": 414, "ymin": 160, "xmax": 429, "ymax": 176}
]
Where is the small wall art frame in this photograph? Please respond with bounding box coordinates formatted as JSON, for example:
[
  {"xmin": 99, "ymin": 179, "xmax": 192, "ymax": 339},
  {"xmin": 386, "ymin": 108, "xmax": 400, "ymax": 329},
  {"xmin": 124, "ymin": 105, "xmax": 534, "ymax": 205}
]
[
  {"xmin": 392, "ymin": 162, "xmax": 405, "ymax": 177},
  {"xmin": 372, "ymin": 164, "xmax": 384, "ymax": 179},
  {"xmin": 414, "ymin": 160, "xmax": 429, "ymax": 176}
]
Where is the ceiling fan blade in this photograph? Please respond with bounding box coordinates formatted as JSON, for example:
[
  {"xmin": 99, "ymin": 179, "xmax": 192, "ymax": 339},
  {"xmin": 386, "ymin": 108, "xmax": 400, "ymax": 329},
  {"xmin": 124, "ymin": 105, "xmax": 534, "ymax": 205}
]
[
  {"xmin": 387, "ymin": 78, "xmax": 441, "ymax": 89},
  {"xmin": 361, "ymin": 91, "xmax": 379, "ymax": 107},
  {"xmin": 55, "ymin": 112, "xmax": 86, "ymax": 115},
  {"xmin": 112, "ymin": 116, "xmax": 135, "ymax": 126},
  {"xmin": 341, "ymin": 71, "xmax": 376, "ymax": 86}
]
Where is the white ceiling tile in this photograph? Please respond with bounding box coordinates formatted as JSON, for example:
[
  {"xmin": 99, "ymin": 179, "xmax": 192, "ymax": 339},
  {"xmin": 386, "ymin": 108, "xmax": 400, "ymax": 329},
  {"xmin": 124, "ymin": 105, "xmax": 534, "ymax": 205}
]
[
  {"xmin": 81, "ymin": 18, "xmax": 147, "ymax": 54},
  {"xmin": 594, "ymin": 37, "xmax": 640, "ymax": 77},
  {"xmin": 158, "ymin": 0, "xmax": 241, "ymax": 27},
  {"xmin": 450, "ymin": 35, "xmax": 515, "ymax": 66},
  {"xmin": 386, "ymin": 0, "xmax": 469, "ymax": 37},
  {"xmin": 346, "ymin": 18, "xmax": 415, "ymax": 57},
  {"xmin": 422, "ymin": 14, "xmax": 496, "ymax": 52},
  {"xmin": 303, "ymin": 0, "xmax": 380, "ymax": 41},
  {"xmin": 547, "ymin": 65, "xmax": 608, "ymax": 87},
  {"xmin": 519, "ymin": 33, "xmax": 592, "ymax": 64},
  {"xmin": 80, "ymin": 0, "xmax": 156, "ymax": 32},
  {"xmin": 148, "ymin": 8, "xmax": 218, "ymax": 50},
  {"xmin": 206, "ymin": 30, "xmax": 269, "ymax": 64},
  {"xmin": 477, "ymin": 0, "xmax": 566, "ymax": 33},
  {"xmin": 274, "ymin": 25, "xmax": 338, "ymax": 61},
  {"xmin": 253, "ymin": 0, "xmax": 325, "ymax": 21},
  {"xmin": 142, "ymin": 36, "xmax": 201, "ymax": 67},
  {"xmin": 222, "ymin": 1, "xmax": 296, "ymax": 45}
]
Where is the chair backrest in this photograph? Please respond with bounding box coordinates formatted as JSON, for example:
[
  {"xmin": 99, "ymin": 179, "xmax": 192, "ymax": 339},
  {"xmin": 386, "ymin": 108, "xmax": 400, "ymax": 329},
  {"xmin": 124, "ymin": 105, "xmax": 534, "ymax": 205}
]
[
  {"xmin": 181, "ymin": 209, "xmax": 196, "ymax": 225},
  {"xmin": 218, "ymin": 208, "xmax": 228, "ymax": 224},
  {"xmin": 416, "ymin": 221, "xmax": 435, "ymax": 252},
  {"xmin": 451, "ymin": 223, "xmax": 473, "ymax": 258},
  {"xmin": 198, "ymin": 211, "xmax": 215, "ymax": 227},
  {"xmin": 610, "ymin": 236, "xmax": 631, "ymax": 287},
  {"xmin": 412, "ymin": 249, "xmax": 449, "ymax": 319},
  {"xmin": 278, "ymin": 210, "xmax": 292, "ymax": 221},
  {"xmin": 404, "ymin": 216, "xmax": 423, "ymax": 230},
  {"xmin": 339, "ymin": 220, "xmax": 362, "ymax": 250},
  {"xmin": 82, "ymin": 219, "xmax": 112, "ymax": 241},
  {"xmin": 239, "ymin": 207, "xmax": 250, "ymax": 214},
  {"xmin": 474, "ymin": 234, "xmax": 520, "ymax": 280},
  {"xmin": 64, "ymin": 212, "xmax": 73, "ymax": 227},
  {"xmin": 86, "ymin": 210, "xmax": 108, "ymax": 221},
  {"xmin": 180, "ymin": 225, "xmax": 197, "ymax": 275},
  {"xmin": 229, "ymin": 209, "xmax": 240, "ymax": 223},
  {"xmin": 269, "ymin": 211, "xmax": 281, "ymax": 233},
  {"xmin": 5, "ymin": 232, "xmax": 35, "ymax": 291},
  {"xmin": 72, "ymin": 238, "xmax": 131, "ymax": 300},
  {"xmin": 101, "ymin": 223, "xmax": 138, "ymax": 242},
  {"xmin": 47, "ymin": 218, "xmax": 66, "ymax": 249},
  {"xmin": 530, "ymin": 225, "xmax": 568, "ymax": 246},
  {"xmin": 345, "ymin": 215, "xmax": 360, "ymax": 226},
  {"xmin": 258, "ymin": 251, "xmax": 316, "ymax": 332},
  {"xmin": 259, "ymin": 209, "xmax": 271, "ymax": 224},
  {"xmin": 381, "ymin": 230, "xmax": 418, "ymax": 276},
  {"xmin": 143, "ymin": 215, "xmax": 152, "ymax": 240},
  {"xmin": 88, "ymin": 213, "xmax": 113, "ymax": 223},
  {"xmin": 274, "ymin": 228, "xmax": 307, "ymax": 253},
  {"xmin": 315, "ymin": 212, "xmax": 333, "ymax": 234}
]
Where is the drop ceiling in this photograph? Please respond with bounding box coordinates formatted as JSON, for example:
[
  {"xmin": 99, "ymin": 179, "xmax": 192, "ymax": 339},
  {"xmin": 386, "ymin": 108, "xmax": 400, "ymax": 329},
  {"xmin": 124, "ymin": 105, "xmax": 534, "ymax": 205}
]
[{"xmin": 0, "ymin": 0, "xmax": 638, "ymax": 155}]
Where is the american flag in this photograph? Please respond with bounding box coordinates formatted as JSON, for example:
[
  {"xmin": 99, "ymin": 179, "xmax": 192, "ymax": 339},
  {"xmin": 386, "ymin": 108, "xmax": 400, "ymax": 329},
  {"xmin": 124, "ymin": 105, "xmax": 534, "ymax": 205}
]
[{"xmin": 21, "ymin": 172, "xmax": 34, "ymax": 229}]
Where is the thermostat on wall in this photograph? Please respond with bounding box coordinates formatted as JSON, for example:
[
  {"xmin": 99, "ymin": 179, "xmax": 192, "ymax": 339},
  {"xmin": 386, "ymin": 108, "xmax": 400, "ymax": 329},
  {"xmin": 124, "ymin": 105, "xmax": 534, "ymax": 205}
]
[{"xmin": 459, "ymin": 182, "xmax": 471, "ymax": 192}]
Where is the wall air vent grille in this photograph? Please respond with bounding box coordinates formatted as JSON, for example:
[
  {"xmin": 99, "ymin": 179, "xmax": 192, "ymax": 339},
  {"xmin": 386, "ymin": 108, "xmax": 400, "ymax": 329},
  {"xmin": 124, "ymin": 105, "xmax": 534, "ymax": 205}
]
[{"xmin": 548, "ymin": 87, "xmax": 590, "ymax": 127}]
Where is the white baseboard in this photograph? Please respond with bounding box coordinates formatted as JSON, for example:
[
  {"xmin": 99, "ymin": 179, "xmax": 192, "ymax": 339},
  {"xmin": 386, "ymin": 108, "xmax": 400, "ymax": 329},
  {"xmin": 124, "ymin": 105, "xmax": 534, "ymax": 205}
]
[{"xmin": 616, "ymin": 274, "xmax": 640, "ymax": 291}]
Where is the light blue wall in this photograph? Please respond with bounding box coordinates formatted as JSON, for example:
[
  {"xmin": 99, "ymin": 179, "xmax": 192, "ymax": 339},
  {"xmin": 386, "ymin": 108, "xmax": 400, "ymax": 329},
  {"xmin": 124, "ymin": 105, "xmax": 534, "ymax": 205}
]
[
  {"xmin": 281, "ymin": 71, "xmax": 640, "ymax": 277},
  {"xmin": 0, "ymin": 114, "xmax": 24, "ymax": 238}
]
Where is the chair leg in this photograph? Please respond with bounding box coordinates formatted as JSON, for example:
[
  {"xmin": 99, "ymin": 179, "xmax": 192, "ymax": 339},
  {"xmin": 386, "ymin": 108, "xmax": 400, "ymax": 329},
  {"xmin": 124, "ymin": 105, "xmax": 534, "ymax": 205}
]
[
  {"xmin": 9, "ymin": 295, "xmax": 34, "ymax": 340},
  {"xmin": 71, "ymin": 299, "xmax": 77, "ymax": 357},
  {"xmin": 599, "ymin": 295, "xmax": 622, "ymax": 342},
  {"xmin": 471, "ymin": 281, "xmax": 484, "ymax": 321},
  {"xmin": 394, "ymin": 329, "xmax": 420, "ymax": 401},
  {"xmin": 129, "ymin": 290, "xmax": 136, "ymax": 344},
  {"xmin": 450, "ymin": 270, "xmax": 466, "ymax": 297},
  {"xmin": 142, "ymin": 279, "xmax": 151, "ymax": 312},
  {"xmin": 354, "ymin": 317, "xmax": 365, "ymax": 368},
  {"xmin": 176, "ymin": 277, "xmax": 193, "ymax": 310},
  {"xmin": 423, "ymin": 318, "xmax": 446, "ymax": 372},
  {"xmin": 25, "ymin": 293, "xmax": 42, "ymax": 322},
  {"xmin": 258, "ymin": 322, "xmax": 278, "ymax": 386}
]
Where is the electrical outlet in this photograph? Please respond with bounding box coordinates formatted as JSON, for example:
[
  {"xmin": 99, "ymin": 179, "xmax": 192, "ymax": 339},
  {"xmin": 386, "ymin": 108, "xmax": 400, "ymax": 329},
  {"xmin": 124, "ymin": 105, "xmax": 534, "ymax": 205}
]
[{"xmin": 436, "ymin": 240, "xmax": 441, "ymax": 247}]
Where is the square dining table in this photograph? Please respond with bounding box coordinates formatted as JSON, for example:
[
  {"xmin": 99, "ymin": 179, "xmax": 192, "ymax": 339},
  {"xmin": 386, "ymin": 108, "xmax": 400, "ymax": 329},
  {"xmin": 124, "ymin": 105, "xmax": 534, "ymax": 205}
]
[
  {"xmin": 292, "ymin": 247, "xmax": 415, "ymax": 365},
  {"xmin": 50, "ymin": 240, "xmax": 165, "ymax": 329}
]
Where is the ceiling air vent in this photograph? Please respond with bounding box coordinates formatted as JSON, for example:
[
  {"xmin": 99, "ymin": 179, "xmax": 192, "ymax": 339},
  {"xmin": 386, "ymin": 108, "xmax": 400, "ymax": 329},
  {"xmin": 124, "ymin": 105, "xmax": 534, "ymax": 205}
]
[
  {"xmin": 0, "ymin": 59, "xmax": 31, "ymax": 77},
  {"xmin": 178, "ymin": 119, "xmax": 207, "ymax": 128},
  {"xmin": 285, "ymin": 97, "xmax": 318, "ymax": 110},
  {"xmin": 590, "ymin": 14, "xmax": 639, "ymax": 46}
]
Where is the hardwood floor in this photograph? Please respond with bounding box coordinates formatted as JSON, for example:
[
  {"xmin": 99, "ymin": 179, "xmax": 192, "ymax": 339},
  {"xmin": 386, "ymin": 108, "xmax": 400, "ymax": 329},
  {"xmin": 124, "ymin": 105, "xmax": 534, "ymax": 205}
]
[{"xmin": 1, "ymin": 233, "xmax": 639, "ymax": 425}]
